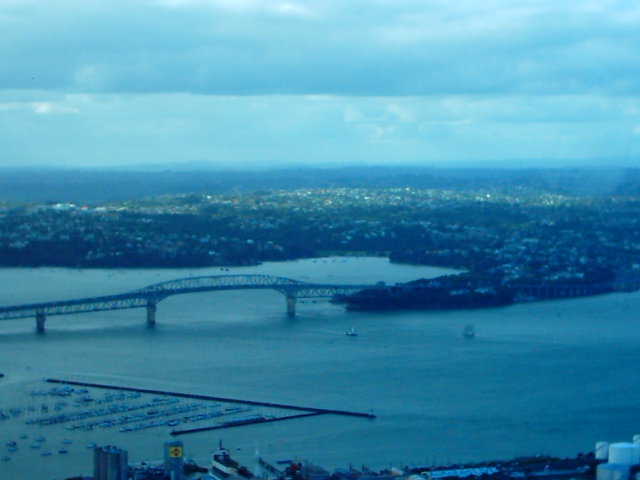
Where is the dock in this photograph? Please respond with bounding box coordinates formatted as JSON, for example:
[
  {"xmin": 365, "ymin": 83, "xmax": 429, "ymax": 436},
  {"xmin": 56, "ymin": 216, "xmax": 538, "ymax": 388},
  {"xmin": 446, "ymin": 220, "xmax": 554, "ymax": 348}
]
[{"xmin": 45, "ymin": 378, "xmax": 375, "ymax": 435}]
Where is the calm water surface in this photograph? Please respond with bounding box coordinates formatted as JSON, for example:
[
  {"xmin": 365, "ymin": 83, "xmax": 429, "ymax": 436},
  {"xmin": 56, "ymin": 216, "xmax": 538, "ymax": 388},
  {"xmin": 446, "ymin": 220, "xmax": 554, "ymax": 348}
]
[{"xmin": 1, "ymin": 257, "xmax": 639, "ymax": 479}]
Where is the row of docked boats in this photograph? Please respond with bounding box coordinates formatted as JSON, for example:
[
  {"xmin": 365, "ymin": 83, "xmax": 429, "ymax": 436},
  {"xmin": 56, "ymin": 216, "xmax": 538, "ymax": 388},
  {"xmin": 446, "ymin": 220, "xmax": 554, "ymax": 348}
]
[
  {"xmin": 19, "ymin": 389, "xmax": 260, "ymax": 435},
  {"xmin": 73, "ymin": 401, "xmax": 207, "ymax": 431},
  {"xmin": 27, "ymin": 395, "xmax": 181, "ymax": 427},
  {"xmin": 120, "ymin": 406, "xmax": 256, "ymax": 432},
  {"xmin": 4, "ymin": 388, "xmax": 145, "ymax": 422}
]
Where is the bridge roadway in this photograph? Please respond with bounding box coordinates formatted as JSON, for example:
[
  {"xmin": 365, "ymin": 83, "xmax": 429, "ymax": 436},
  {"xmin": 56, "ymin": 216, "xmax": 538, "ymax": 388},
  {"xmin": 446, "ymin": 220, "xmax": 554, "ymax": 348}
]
[{"xmin": 0, "ymin": 274, "xmax": 379, "ymax": 332}]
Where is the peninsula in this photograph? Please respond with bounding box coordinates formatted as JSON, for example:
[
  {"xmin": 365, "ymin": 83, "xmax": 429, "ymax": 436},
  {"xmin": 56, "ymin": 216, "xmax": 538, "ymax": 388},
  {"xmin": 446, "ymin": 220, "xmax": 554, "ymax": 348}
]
[{"xmin": 1, "ymin": 167, "xmax": 639, "ymax": 306}]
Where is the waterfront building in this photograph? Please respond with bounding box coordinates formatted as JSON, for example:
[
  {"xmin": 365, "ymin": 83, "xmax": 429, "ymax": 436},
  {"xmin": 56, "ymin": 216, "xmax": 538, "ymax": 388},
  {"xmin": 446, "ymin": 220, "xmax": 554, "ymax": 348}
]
[
  {"xmin": 93, "ymin": 445, "xmax": 128, "ymax": 480},
  {"xmin": 164, "ymin": 439, "xmax": 185, "ymax": 480}
]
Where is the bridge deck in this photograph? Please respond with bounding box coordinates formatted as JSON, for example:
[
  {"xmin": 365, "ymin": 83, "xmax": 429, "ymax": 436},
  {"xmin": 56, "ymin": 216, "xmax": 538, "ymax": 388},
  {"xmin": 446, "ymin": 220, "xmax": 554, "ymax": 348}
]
[{"xmin": 0, "ymin": 274, "xmax": 378, "ymax": 321}]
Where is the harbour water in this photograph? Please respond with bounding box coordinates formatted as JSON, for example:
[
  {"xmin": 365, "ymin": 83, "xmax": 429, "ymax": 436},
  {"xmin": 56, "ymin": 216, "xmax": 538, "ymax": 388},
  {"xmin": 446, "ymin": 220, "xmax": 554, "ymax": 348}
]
[{"xmin": 1, "ymin": 257, "xmax": 640, "ymax": 479}]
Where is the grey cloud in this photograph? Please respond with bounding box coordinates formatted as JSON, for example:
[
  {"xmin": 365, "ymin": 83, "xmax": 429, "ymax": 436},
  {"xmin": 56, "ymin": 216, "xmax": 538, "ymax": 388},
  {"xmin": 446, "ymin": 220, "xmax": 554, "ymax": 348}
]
[
  {"xmin": 1, "ymin": 92, "xmax": 638, "ymax": 168},
  {"xmin": 1, "ymin": 1, "xmax": 639, "ymax": 169},
  {"xmin": 2, "ymin": 0, "xmax": 639, "ymax": 96}
]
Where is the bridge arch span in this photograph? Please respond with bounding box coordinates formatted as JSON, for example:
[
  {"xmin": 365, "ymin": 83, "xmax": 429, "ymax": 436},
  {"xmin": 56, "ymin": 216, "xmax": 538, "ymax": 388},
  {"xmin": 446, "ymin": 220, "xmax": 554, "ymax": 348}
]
[
  {"xmin": 135, "ymin": 274, "xmax": 315, "ymax": 324},
  {"xmin": 0, "ymin": 274, "xmax": 376, "ymax": 332},
  {"xmin": 135, "ymin": 274, "xmax": 309, "ymax": 298}
]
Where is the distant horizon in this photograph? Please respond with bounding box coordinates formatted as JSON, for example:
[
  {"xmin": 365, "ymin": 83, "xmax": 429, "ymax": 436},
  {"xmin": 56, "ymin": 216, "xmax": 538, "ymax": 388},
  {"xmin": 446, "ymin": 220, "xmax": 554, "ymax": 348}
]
[
  {"xmin": 0, "ymin": 163, "xmax": 637, "ymax": 204},
  {"xmin": 1, "ymin": 159, "xmax": 638, "ymax": 172}
]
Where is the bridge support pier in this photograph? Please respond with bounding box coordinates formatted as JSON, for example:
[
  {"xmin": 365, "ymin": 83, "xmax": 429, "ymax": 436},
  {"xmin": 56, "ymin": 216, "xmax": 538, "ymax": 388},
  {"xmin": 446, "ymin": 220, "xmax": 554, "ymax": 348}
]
[
  {"xmin": 286, "ymin": 295, "xmax": 297, "ymax": 317},
  {"xmin": 36, "ymin": 311, "xmax": 46, "ymax": 333},
  {"xmin": 146, "ymin": 302, "xmax": 157, "ymax": 327}
]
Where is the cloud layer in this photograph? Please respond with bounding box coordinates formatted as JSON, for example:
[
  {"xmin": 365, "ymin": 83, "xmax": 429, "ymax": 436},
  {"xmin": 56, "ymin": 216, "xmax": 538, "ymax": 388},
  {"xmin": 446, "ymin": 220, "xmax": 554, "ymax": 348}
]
[
  {"xmin": 4, "ymin": 0, "xmax": 640, "ymax": 96},
  {"xmin": 0, "ymin": 0, "xmax": 639, "ymax": 167}
]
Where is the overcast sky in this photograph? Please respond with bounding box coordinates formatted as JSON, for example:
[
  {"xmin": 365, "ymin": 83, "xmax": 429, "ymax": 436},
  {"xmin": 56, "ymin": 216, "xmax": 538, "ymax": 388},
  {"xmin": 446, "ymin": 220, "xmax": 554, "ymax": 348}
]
[{"xmin": 1, "ymin": 0, "xmax": 639, "ymax": 169}]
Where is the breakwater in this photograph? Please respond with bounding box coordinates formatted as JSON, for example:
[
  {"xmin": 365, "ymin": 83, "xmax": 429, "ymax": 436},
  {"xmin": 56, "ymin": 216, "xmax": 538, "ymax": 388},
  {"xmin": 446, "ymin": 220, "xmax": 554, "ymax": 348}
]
[
  {"xmin": 171, "ymin": 412, "xmax": 324, "ymax": 436},
  {"xmin": 46, "ymin": 379, "xmax": 375, "ymax": 419}
]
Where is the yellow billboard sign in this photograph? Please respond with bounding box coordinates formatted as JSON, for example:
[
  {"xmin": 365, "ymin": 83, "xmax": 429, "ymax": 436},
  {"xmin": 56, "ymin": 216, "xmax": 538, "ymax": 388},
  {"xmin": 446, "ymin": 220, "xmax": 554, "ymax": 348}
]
[{"xmin": 168, "ymin": 446, "xmax": 183, "ymax": 458}]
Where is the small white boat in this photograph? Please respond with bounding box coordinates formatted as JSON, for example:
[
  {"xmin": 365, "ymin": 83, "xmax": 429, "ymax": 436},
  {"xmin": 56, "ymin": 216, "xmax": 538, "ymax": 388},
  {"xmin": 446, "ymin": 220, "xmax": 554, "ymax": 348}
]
[
  {"xmin": 463, "ymin": 325, "xmax": 475, "ymax": 338},
  {"xmin": 345, "ymin": 327, "xmax": 358, "ymax": 337}
]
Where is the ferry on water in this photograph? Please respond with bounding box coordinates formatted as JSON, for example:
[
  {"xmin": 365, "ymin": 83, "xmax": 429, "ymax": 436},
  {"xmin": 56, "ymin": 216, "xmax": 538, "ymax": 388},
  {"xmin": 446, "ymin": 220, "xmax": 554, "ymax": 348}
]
[{"xmin": 205, "ymin": 442, "xmax": 253, "ymax": 480}]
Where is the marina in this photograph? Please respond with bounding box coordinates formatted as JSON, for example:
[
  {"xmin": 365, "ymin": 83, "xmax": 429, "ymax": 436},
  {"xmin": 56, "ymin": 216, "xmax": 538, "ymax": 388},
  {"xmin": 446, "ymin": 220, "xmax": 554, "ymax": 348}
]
[
  {"xmin": 1, "ymin": 377, "xmax": 375, "ymax": 466},
  {"xmin": 46, "ymin": 378, "xmax": 376, "ymax": 419}
]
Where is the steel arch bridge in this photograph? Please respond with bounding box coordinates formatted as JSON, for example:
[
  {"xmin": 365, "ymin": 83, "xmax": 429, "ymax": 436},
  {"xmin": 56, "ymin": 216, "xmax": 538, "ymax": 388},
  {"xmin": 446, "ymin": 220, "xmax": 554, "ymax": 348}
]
[{"xmin": 0, "ymin": 274, "xmax": 379, "ymax": 332}]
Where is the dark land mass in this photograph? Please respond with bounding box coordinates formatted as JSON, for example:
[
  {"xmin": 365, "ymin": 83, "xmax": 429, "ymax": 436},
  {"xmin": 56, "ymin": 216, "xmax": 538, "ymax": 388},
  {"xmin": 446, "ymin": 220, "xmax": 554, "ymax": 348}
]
[
  {"xmin": 1, "ymin": 166, "xmax": 639, "ymax": 203},
  {"xmin": 1, "ymin": 166, "xmax": 640, "ymax": 308},
  {"xmin": 343, "ymin": 274, "xmax": 516, "ymax": 310}
]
